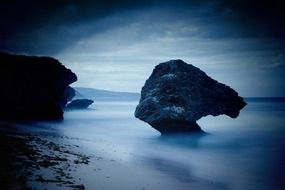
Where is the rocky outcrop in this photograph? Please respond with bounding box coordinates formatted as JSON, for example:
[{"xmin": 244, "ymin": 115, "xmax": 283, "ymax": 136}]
[
  {"xmin": 0, "ymin": 52, "xmax": 77, "ymax": 121},
  {"xmin": 135, "ymin": 59, "xmax": 246, "ymax": 134},
  {"xmin": 65, "ymin": 99, "xmax": 94, "ymax": 109},
  {"xmin": 59, "ymin": 86, "xmax": 76, "ymax": 108}
]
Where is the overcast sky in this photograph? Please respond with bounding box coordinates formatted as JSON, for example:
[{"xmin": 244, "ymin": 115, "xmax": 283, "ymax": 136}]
[{"xmin": 1, "ymin": 0, "xmax": 285, "ymax": 96}]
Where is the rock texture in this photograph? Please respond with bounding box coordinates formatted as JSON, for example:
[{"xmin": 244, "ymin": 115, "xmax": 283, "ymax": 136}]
[
  {"xmin": 0, "ymin": 52, "xmax": 77, "ymax": 120},
  {"xmin": 135, "ymin": 59, "xmax": 246, "ymax": 134},
  {"xmin": 66, "ymin": 99, "xmax": 94, "ymax": 109}
]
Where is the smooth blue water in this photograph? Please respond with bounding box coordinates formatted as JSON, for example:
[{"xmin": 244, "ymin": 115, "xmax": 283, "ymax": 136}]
[{"xmin": 36, "ymin": 100, "xmax": 285, "ymax": 190}]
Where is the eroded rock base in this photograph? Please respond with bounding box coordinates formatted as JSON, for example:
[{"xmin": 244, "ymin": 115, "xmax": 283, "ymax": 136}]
[{"xmin": 151, "ymin": 120, "xmax": 203, "ymax": 134}]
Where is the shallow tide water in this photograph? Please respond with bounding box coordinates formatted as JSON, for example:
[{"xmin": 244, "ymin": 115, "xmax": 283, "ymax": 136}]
[{"xmin": 30, "ymin": 100, "xmax": 285, "ymax": 190}]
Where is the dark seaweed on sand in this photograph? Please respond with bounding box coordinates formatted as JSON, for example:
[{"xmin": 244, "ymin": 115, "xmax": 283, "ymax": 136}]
[{"xmin": 0, "ymin": 123, "xmax": 89, "ymax": 190}]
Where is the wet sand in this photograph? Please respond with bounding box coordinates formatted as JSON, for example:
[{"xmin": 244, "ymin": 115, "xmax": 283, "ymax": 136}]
[
  {"xmin": 0, "ymin": 122, "xmax": 89, "ymax": 190},
  {"xmin": 0, "ymin": 121, "xmax": 184, "ymax": 190}
]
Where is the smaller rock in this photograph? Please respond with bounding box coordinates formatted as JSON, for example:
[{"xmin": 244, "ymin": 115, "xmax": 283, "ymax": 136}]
[
  {"xmin": 66, "ymin": 99, "xmax": 94, "ymax": 109},
  {"xmin": 59, "ymin": 86, "xmax": 76, "ymax": 108}
]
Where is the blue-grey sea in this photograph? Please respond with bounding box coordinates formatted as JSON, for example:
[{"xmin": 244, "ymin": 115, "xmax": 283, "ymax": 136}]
[{"xmin": 28, "ymin": 99, "xmax": 285, "ymax": 190}]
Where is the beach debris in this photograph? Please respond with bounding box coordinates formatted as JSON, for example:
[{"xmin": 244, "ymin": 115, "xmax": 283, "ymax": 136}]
[{"xmin": 0, "ymin": 124, "xmax": 90, "ymax": 189}]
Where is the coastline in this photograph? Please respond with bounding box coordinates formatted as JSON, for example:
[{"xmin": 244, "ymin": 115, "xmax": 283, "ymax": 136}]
[
  {"xmin": 0, "ymin": 122, "xmax": 89, "ymax": 190},
  {"xmin": 1, "ymin": 99, "xmax": 285, "ymax": 190}
]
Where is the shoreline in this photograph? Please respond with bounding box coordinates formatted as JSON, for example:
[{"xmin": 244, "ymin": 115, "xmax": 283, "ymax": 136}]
[
  {"xmin": 0, "ymin": 120, "xmax": 194, "ymax": 190},
  {"xmin": 1, "ymin": 99, "xmax": 285, "ymax": 190},
  {"xmin": 0, "ymin": 122, "xmax": 90, "ymax": 190}
]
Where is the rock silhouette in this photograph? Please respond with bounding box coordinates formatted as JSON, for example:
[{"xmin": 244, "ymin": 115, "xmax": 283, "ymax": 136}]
[
  {"xmin": 0, "ymin": 52, "xmax": 77, "ymax": 121},
  {"xmin": 135, "ymin": 60, "xmax": 246, "ymax": 134}
]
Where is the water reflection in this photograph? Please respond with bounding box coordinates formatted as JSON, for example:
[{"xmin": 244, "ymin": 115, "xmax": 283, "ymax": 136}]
[{"xmin": 141, "ymin": 155, "xmax": 230, "ymax": 190}]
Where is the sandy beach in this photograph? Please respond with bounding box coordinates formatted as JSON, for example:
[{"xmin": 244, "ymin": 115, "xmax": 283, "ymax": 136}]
[{"xmin": 0, "ymin": 122, "xmax": 90, "ymax": 189}]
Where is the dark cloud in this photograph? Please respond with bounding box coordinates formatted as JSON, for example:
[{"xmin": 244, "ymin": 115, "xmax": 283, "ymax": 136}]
[
  {"xmin": 0, "ymin": 0, "xmax": 152, "ymax": 54},
  {"xmin": 0, "ymin": 0, "xmax": 284, "ymax": 54},
  {"xmin": 216, "ymin": 0, "xmax": 285, "ymax": 38},
  {"xmin": 168, "ymin": 0, "xmax": 285, "ymax": 40}
]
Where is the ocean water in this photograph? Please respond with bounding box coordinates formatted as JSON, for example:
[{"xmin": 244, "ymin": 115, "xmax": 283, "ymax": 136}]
[{"xmin": 35, "ymin": 100, "xmax": 285, "ymax": 190}]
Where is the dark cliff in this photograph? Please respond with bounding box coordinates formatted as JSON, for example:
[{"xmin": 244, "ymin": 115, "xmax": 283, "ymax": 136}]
[{"xmin": 0, "ymin": 52, "xmax": 77, "ymax": 121}]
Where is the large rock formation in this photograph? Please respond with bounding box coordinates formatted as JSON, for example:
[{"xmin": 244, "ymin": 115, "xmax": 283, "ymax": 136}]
[
  {"xmin": 135, "ymin": 60, "xmax": 246, "ymax": 134},
  {"xmin": 0, "ymin": 52, "xmax": 77, "ymax": 121}
]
